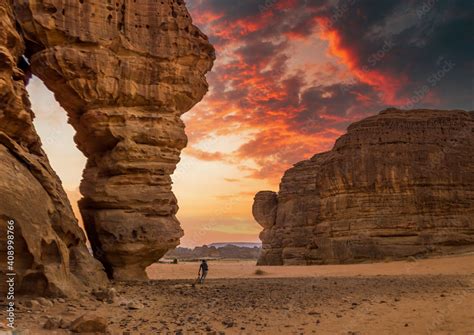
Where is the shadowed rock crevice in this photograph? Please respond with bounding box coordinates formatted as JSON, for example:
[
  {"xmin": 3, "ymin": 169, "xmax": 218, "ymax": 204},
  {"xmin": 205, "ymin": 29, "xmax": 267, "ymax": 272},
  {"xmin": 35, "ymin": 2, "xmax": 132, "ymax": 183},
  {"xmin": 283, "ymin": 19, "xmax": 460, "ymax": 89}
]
[{"xmin": 254, "ymin": 109, "xmax": 474, "ymax": 265}]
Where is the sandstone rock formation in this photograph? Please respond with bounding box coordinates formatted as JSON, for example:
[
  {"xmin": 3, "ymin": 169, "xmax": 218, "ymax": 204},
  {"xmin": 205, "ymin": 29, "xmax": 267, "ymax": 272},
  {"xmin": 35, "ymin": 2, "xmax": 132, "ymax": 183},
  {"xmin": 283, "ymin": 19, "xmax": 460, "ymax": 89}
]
[
  {"xmin": 1, "ymin": 0, "xmax": 213, "ymax": 294},
  {"xmin": 0, "ymin": 0, "xmax": 107, "ymax": 296},
  {"xmin": 10, "ymin": 0, "xmax": 215, "ymax": 280},
  {"xmin": 254, "ymin": 109, "xmax": 474, "ymax": 265}
]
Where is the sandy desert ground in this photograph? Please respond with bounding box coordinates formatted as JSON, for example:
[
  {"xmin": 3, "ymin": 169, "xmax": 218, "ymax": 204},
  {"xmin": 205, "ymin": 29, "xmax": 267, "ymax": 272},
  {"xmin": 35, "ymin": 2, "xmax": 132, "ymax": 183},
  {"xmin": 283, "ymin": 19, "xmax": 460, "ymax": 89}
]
[{"xmin": 2, "ymin": 254, "xmax": 474, "ymax": 334}]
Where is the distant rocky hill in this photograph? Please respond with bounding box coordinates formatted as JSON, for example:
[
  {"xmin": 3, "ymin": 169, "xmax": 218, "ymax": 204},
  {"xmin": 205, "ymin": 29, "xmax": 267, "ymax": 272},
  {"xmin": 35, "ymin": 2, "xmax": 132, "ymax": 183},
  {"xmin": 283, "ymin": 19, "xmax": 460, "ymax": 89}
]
[
  {"xmin": 164, "ymin": 244, "xmax": 261, "ymax": 260},
  {"xmin": 253, "ymin": 109, "xmax": 474, "ymax": 265},
  {"xmin": 209, "ymin": 242, "xmax": 261, "ymax": 248}
]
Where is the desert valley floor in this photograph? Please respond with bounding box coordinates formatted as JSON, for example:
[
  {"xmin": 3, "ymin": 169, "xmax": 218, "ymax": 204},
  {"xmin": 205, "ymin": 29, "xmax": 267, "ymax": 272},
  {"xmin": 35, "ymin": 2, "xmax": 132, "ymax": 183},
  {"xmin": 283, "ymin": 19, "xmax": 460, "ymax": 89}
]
[{"xmin": 4, "ymin": 254, "xmax": 474, "ymax": 334}]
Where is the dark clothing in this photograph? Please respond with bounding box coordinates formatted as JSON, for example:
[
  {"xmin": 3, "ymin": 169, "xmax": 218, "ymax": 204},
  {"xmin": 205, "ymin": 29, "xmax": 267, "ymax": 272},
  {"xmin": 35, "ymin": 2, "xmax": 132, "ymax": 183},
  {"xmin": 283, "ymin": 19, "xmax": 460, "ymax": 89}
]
[
  {"xmin": 199, "ymin": 261, "xmax": 208, "ymax": 284},
  {"xmin": 200, "ymin": 262, "xmax": 208, "ymax": 272}
]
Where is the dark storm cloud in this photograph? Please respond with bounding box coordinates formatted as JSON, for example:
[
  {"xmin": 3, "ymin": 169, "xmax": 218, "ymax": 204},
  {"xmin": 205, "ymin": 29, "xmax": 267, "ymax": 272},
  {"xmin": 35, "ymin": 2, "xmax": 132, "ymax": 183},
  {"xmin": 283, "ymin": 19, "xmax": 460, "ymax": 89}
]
[
  {"xmin": 188, "ymin": 0, "xmax": 328, "ymax": 46},
  {"xmin": 184, "ymin": 0, "xmax": 473, "ymax": 181},
  {"xmin": 299, "ymin": 84, "xmax": 372, "ymax": 118},
  {"xmin": 319, "ymin": 0, "xmax": 473, "ymax": 109},
  {"xmin": 235, "ymin": 40, "xmax": 288, "ymax": 68}
]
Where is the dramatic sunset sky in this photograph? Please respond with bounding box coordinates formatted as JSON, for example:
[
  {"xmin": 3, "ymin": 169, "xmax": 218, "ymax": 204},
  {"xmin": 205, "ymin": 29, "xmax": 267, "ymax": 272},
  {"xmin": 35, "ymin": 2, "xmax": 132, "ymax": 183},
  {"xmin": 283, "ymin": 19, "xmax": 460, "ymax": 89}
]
[{"xmin": 29, "ymin": 0, "xmax": 472, "ymax": 247}]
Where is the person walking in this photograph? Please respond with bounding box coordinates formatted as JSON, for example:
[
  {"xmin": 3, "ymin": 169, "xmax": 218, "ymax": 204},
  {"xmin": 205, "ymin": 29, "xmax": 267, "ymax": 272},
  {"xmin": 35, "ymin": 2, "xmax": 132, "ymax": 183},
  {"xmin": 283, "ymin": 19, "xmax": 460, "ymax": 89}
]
[{"xmin": 198, "ymin": 259, "xmax": 208, "ymax": 284}]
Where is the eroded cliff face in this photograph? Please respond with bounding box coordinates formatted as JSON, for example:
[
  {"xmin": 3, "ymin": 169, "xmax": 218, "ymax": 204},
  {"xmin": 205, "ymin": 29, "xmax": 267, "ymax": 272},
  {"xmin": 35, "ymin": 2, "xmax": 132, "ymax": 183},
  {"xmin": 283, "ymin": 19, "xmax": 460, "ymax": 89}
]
[
  {"xmin": 0, "ymin": 0, "xmax": 107, "ymax": 296},
  {"xmin": 254, "ymin": 109, "xmax": 474, "ymax": 265},
  {"xmin": 0, "ymin": 0, "xmax": 213, "ymax": 294}
]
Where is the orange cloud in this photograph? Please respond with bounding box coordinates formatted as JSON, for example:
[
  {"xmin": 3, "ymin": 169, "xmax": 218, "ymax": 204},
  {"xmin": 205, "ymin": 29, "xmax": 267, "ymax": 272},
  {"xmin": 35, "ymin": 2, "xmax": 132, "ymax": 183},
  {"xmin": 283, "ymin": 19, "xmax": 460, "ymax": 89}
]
[
  {"xmin": 185, "ymin": 147, "xmax": 226, "ymax": 161},
  {"xmin": 316, "ymin": 17, "xmax": 408, "ymax": 106},
  {"xmin": 185, "ymin": 0, "xmax": 468, "ymax": 183}
]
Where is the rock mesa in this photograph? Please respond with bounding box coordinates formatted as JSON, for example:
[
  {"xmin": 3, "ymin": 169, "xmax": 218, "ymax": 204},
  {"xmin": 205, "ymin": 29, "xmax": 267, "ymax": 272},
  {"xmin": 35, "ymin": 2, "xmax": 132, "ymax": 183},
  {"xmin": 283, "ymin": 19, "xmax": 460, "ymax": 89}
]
[{"xmin": 254, "ymin": 109, "xmax": 474, "ymax": 265}]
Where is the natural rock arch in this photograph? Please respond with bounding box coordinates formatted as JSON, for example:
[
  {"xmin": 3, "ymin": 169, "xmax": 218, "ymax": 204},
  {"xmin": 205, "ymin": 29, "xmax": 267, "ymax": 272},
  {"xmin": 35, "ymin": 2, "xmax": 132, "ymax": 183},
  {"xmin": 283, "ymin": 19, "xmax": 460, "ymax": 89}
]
[{"xmin": 0, "ymin": 0, "xmax": 214, "ymax": 296}]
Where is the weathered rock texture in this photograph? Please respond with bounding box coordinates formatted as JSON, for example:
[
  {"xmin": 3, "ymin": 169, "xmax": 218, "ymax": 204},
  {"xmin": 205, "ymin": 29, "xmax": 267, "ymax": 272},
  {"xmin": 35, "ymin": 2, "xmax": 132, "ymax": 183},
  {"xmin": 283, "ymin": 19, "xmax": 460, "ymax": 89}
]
[
  {"xmin": 0, "ymin": 0, "xmax": 107, "ymax": 296},
  {"xmin": 11, "ymin": 0, "xmax": 215, "ymax": 280},
  {"xmin": 1, "ymin": 0, "xmax": 213, "ymax": 292},
  {"xmin": 254, "ymin": 109, "xmax": 474, "ymax": 265}
]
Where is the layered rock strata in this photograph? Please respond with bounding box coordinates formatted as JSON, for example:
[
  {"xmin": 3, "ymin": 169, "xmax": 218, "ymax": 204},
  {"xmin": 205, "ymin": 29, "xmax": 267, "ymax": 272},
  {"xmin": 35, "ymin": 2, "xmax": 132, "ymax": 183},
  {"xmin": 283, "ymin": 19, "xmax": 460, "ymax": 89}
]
[
  {"xmin": 0, "ymin": 0, "xmax": 107, "ymax": 296},
  {"xmin": 0, "ymin": 0, "xmax": 214, "ymax": 292},
  {"xmin": 254, "ymin": 109, "xmax": 474, "ymax": 265},
  {"xmin": 12, "ymin": 0, "xmax": 215, "ymax": 280}
]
